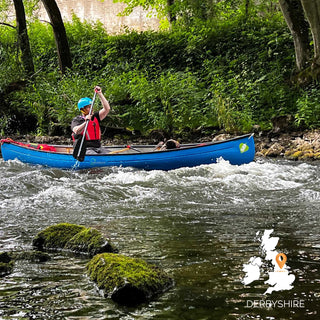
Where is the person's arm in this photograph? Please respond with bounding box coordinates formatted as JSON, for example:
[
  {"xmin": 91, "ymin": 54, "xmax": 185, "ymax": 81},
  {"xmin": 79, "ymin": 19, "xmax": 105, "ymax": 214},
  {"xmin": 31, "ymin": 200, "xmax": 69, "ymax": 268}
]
[
  {"xmin": 72, "ymin": 115, "xmax": 92, "ymax": 135},
  {"xmin": 95, "ymin": 86, "xmax": 110, "ymax": 121}
]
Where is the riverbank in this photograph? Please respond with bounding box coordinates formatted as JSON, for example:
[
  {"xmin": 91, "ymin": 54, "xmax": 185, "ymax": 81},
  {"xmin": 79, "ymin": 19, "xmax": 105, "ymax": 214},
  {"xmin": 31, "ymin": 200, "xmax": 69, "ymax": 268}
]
[
  {"xmin": 1, "ymin": 129, "xmax": 320, "ymax": 161},
  {"xmin": 254, "ymin": 129, "xmax": 320, "ymax": 160},
  {"xmin": 204, "ymin": 129, "xmax": 320, "ymax": 160}
]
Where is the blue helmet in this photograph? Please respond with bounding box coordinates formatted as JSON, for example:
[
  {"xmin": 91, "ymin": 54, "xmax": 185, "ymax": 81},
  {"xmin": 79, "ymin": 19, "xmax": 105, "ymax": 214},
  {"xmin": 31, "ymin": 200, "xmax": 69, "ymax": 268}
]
[{"xmin": 77, "ymin": 97, "xmax": 92, "ymax": 110}]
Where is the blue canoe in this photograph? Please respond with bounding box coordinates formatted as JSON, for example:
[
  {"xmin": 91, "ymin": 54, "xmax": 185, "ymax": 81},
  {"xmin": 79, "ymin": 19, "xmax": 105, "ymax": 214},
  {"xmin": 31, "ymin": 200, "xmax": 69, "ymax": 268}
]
[{"xmin": 0, "ymin": 134, "xmax": 255, "ymax": 170}]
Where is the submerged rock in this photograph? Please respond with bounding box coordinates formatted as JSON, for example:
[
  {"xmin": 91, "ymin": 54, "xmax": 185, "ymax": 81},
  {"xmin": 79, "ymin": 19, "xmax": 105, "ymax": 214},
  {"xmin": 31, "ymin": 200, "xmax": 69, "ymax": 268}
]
[
  {"xmin": 0, "ymin": 252, "xmax": 14, "ymax": 277},
  {"xmin": 33, "ymin": 223, "xmax": 117, "ymax": 256},
  {"xmin": 13, "ymin": 251, "xmax": 51, "ymax": 263},
  {"xmin": 87, "ymin": 253, "xmax": 173, "ymax": 306},
  {"xmin": 0, "ymin": 251, "xmax": 51, "ymax": 277}
]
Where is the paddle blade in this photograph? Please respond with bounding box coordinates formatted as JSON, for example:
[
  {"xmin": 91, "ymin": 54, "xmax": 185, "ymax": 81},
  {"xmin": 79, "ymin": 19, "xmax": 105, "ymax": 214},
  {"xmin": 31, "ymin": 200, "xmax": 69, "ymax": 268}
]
[{"xmin": 73, "ymin": 139, "xmax": 87, "ymax": 162}]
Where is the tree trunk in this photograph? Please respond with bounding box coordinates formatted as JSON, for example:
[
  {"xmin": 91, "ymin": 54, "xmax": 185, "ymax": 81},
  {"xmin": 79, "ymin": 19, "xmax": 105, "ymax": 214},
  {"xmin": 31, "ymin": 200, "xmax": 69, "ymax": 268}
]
[
  {"xmin": 278, "ymin": 0, "xmax": 310, "ymax": 71},
  {"xmin": 300, "ymin": 0, "xmax": 320, "ymax": 64},
  {"xmin": 41, "ymin": 0, "xmax": 72, "ymax": 73},
  {"xmin": 13, "ymin": 0, "xmax": 35, "ymax": 76}
]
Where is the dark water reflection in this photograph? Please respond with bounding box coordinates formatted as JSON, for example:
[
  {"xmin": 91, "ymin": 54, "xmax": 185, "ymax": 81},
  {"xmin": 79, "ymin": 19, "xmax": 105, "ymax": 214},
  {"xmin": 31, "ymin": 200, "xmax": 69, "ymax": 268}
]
[{"xmin": 0, "ymin": 158, "xmax": 319, "ymax": 319}]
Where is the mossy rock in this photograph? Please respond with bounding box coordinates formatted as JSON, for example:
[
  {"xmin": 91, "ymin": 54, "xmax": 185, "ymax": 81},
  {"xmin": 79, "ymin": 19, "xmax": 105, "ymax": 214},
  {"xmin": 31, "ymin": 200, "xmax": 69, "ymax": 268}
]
[
  {"xmin": 33, "ymin": 223, "xmax": 85, "ymax": 250},
  {"xmin": 284, "ymin": 149, "xmax": 295, "ymax": 157},
  {"xmin": 264, "ymin": 143, "xmax": 284, "ymax": 157},
  {"xmin": 87, "ymin": 253, "xmax": 173, "ymax": 306},
  {"xmin": 300, "ymin": 151, "xmax": 314, "ymax": 160},
  {"xmin": 32, "ymin": 223, "xmax": 117, "ymax": 256},
  {"xmin": 287, "ymin": 150, "xmax": 304, "ymax": 160},
  {"xmin": 314, "ymin": 152, "xmax": 320, "ymax": 159},
  {"xmin": 0, "ymin": 252, "xmax": 14, "ymax": 277},
  {"xmin": 65, "ymin": 228, "xmax": 116, "ymax": 256}
]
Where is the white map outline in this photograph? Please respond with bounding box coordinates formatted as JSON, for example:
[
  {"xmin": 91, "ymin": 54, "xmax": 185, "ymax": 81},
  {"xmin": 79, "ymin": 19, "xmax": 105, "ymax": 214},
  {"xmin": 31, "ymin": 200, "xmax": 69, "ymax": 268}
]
[{"xmin": 242, "ymin": 229, "xmax": 295, "ymax": 294}]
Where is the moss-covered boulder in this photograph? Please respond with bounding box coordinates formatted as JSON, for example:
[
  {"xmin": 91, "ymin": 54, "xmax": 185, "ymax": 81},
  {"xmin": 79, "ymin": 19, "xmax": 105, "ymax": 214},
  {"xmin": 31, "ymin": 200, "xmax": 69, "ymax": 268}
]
[
  {"xmin": 33, "ymin": 223, "xmax": 85, "ymax": 250},
  {"xmin": 0, "ymin": 252, "xmax": 14, "ymax": 277},
  {"xmin": 33, "ymin": 223, "xmax": 117, "ymax": 256},
  {"xmin": 87, "ymin": 253, "xmax": 173, "ymax": 306},
  {"xmin": 65, "ymin": 227, "xmax": 116, "ymax": 256}
]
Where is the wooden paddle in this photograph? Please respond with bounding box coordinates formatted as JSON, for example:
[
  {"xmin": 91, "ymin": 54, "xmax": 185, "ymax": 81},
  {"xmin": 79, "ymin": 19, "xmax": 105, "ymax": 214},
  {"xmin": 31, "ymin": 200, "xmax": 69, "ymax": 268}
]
[
  {"xmin": 73, "ymin": 91, "xmax": 97, "ymax": 162},
  {"xmin": 108, "ymin": 145, "xmax": 142, "ymax": 154}
]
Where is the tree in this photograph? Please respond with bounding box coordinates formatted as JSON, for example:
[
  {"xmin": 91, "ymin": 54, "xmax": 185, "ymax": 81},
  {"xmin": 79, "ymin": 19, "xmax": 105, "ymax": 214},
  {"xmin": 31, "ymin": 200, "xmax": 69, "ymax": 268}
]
[
  {"xmin": 113, "ymin": 0, "xmax": 174, "ymax": 23},
  {"xmin": 300, "ymin": 0, "xmax": 320, "ymax": 65},
  {"xmin": 113, "ymin": 0, "xmax": 256, "ymax": 26},
  {"xmin": 41, "ymin": 0, "xmax": 72, "ymax": 73},
  {"xmin": 278, "ymin": 0, "xmax": 320, "ymax": 81},
  {"xmin": 13, "ymin": 0, "xmax": 35, "ymax": 76},
  {"xmin": 278, "ymin": 0, "xmax": 310, "ymax": 71}
]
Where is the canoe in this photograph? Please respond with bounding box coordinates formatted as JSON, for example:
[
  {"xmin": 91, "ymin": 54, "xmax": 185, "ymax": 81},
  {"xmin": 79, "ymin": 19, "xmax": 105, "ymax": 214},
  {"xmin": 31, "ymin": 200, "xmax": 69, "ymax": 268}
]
[{"xmin": 0, "ymin": 134, "xmax": 255, "ymax": 171}]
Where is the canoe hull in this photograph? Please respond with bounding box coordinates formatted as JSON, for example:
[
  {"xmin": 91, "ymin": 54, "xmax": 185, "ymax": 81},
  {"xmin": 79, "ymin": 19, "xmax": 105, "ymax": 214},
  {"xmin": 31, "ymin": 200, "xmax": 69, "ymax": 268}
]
[{"xmin": 1, "ymin": 135, "xmax": 255, "ymax": 170}]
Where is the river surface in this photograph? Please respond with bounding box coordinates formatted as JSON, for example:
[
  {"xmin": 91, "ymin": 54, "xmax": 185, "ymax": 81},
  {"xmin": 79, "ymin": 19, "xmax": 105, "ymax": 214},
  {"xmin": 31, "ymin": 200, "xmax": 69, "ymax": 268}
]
[{"xmin": 0, "ymin": 157, "xmax": 319, "ymax": 319}]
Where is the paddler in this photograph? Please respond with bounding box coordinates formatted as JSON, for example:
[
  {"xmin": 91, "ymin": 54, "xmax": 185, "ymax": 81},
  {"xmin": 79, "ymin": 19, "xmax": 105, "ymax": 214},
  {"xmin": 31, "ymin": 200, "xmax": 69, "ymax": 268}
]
[{"xmin": 71, "ymin": 86, "xmax": 110, "ymax": 154}]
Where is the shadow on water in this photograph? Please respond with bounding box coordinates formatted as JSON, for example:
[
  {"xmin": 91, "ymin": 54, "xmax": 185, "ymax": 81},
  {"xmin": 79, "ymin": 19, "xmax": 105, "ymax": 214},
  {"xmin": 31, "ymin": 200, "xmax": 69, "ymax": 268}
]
[{"xmin": 0, "ymin": 158, "xmax": 319, "ymax": 319}]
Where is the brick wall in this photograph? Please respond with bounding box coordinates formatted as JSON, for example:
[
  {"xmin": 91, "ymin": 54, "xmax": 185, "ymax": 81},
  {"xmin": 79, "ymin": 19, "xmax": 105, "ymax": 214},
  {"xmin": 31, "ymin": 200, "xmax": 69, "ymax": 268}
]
[{"xmin": 38, "ymin": 0, "xmax": 159, "ymax": 34}]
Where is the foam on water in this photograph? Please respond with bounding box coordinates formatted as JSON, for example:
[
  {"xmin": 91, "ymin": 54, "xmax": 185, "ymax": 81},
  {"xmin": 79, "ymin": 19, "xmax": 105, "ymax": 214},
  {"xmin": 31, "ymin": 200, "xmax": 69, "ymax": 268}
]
[
  {"xmin": 0, "ymin": 157, "xmax": 320, "ymax": 319},
  {"xmin": 1, "ymin": 158, "xmax": 319, "ymax": 213}
]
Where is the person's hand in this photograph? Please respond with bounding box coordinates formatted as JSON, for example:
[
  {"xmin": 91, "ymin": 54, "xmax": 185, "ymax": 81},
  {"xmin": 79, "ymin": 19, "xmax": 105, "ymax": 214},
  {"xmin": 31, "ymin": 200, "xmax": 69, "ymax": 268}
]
[
  {"xmin": 85, "ymin": 114, "xmax": 92, "ymax": 120},
  {"xmin": 95, "ymin": 86, "xmax": 102, "ymax": 94}
]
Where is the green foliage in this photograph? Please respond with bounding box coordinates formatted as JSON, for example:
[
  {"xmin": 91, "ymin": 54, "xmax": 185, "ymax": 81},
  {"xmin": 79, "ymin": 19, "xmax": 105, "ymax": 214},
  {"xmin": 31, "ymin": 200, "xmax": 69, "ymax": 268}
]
[
  {"xmin": 65, "ymin": 15, "xmax": 107, "ymax": 43},
  {"xmin": 28, "ymin": 20, "xmax": 56, "ymax": 70},
  {"xmin": 106, "ymin": 70, "xmax": 207, "ymax": 133},
  {"xmin": 0, "ymin": 0, "xmax": 10, "ymax": 22},
  {"xmin": 209, "ymin": 91, "xmax": 252, "ymax": 133},
  {"xmin": 1, "ymin": 5, "xmax": 320, "ymax": 137},
  {"xmin": 0, "ymin": 27, "xmax": 21, "ymax": 93},
  {"xmin": 202, "ymin": 19, "xmax": 297, "ymax": 131},
  {"xmin": 295, "ymin": 88, "xmax": 320, "ymax": 128},
  {"xmin": 8, "ymin": 71, "xmax": 97, "ymax": 135},
  {"xmin": 113, "ymin": 0, "xmax": 167, "ymax": 20},
  {"xmin": 113, "ymin": 0, "xmax": 283, "ymax": 28}
]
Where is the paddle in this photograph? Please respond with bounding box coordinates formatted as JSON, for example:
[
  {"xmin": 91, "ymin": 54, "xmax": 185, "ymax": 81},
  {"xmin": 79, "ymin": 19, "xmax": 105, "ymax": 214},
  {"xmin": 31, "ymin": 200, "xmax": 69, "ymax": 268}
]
[
  {"xmin": 108, "ymin": 145, "xmax": 142, "ymax": 154},
  {"xmin": 126, "ymin": 145, "xmax": 141, "ymax": 153},
  {"xmin": 73, "ymin": 91, "xmax": 97, "ymax": 162}
]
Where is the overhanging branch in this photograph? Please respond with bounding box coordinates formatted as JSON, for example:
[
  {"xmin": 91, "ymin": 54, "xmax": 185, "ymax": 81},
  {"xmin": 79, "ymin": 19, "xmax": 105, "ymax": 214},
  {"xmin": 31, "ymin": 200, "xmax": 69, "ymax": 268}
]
[
  {"xmin": 40, "ymin": 19, "xmax": 53, "ymax": 26},
  {"xmin": 0, "ymin": 22, "xmax": 16, "ymax": 28}
]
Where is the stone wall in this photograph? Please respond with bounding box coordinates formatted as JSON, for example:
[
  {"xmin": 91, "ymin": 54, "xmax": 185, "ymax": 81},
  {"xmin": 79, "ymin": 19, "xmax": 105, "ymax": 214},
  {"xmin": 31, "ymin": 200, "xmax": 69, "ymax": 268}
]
[{"xmin": 37, "ymin": 0, "xmax": 159, "ymax": 34}]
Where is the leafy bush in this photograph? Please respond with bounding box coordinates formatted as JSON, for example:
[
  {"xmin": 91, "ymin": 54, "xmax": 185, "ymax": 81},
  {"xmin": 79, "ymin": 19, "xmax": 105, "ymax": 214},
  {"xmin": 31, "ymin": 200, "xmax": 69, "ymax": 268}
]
[
  {"xmin": 98, "ymin": 69, "xmax": 209, "ymax": 134},
  {"xmin": 28, "ymin": 20, "xmax": 56, "ymax": 70},
  {"xmin": 8, "ymin": 71, "xmax": 97, "ymax": 135},
  {"xmin": 295, "ymin": 88, "xmax": 320, "ymax": 128},
  {"xmin": 2, "ymin": 12, "xmax": 320, "ymax": 137},
  {"xmin": 0, "ymin": 27, "xmax": 22, "ymax": 93}
]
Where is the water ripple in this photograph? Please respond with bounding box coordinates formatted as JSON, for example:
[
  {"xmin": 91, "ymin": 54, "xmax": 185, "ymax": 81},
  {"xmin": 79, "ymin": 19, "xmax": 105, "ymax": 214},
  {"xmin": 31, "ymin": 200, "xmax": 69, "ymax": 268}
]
[{"xmin": 0, "ymin": 158, "xmax": 320, "ymax": 319}]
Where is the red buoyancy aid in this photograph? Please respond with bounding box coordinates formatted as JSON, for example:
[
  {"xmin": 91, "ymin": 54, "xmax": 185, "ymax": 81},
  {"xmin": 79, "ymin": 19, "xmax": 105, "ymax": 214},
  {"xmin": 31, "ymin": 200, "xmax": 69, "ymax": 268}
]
[
  {"xmin": 72, "ymin": 117, "xmax": 101, "ymax": 141},
  {"xmin": 85, "ymin": 117, "xmax": 101, "ymax": 140}
]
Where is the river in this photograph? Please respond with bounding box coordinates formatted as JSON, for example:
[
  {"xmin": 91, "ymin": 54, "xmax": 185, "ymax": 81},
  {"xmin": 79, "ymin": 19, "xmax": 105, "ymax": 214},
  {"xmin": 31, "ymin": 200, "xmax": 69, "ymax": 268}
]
[{"xmin": 0, "ymin": 157, "xmax": 319, "ymax": 319}]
